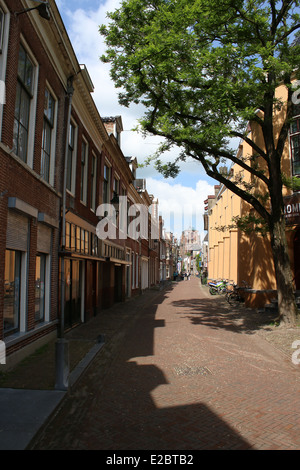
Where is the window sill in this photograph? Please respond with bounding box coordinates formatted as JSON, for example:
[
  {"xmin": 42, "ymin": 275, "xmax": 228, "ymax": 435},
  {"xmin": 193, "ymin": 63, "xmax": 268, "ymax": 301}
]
[
  {"xmin": 0, "ymin": 142, "xmax": 61, "ymax": 197},
  {"xmin": 4, "ymin": 320, "xmax": 58, "ymax": 347}
]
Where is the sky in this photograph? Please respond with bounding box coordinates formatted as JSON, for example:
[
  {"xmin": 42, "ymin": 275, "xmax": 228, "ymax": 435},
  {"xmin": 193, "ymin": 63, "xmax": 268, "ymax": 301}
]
[{"xmin": 55, "ymin": 0, "xmax": 218, "ymax": 240}]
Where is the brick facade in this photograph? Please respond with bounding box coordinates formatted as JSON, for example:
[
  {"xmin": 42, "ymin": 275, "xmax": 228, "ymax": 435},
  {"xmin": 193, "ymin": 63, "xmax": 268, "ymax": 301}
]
[{"xmin": 0, "ymin": 0, "xmax": 172, "ymax": 367}]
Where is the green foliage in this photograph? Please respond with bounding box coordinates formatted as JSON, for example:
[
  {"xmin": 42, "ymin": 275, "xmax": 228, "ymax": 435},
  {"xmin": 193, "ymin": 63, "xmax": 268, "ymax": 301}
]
[
  {"xmin": 282, "ymin": 173, "xmax": 300, "ymax": 192},
  {"xmin": 195, "ymin": 253, "xmax": 202, "ymax": 272},
  {"xmin": 100, "ymin": 0, "xmax": 300, "ymax": 321},
  {"xmin": 100, "ymin": 0, "xmax": 300, "ymax": 226}
]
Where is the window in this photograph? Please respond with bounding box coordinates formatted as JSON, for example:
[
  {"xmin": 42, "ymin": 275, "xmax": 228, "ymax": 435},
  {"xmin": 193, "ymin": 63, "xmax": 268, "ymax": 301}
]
[
  {"xmin": 4, "ymin": 250, "xmax": 21, "ymax": 335},
  {"xmin": 41, "ymin": 88, "xmax": 55, "ymax": 183},
  {"xmin": 65, "ymin": 222, "xmax": 71, "ymax": 249},
  {"xmin": 35, "ymin": 254, "xmax": 46, "ymax": 323},
  {"xmin": 127, "ymin": 199, "xmax": 131, "ymax": 236},
  {"xmin": 65, "ymin": 223, "xmax": 76, "ymax": 251},
  {"xmin": 80, "ymin": 139, "xmax": 88, "ymax": 204},
  {"xmin": 103, "ymin": 163, "xmax": 111, "ymax": 204},
  {"xmin": 75, "ymin": 226, "xmax": 81, "ymax": 252},
  {"xmin": 113, "ymin": 176, "xmax": 119, "ymax": 196},
  {"xmin": 67, "ymin": 122, "xmax": 76, "ymax": 193},
  {"xmin": 290, "ymin": 105, "xmax": 300, "ymax": 176},
  {"xmin": 90, "ymin": 153, "xmax": 97, "ymax": 211},
  {"xmin": 81, "ymin": 228, "xmax": 85, "ymax": 253},
  {"xmin": 71, "ymin": 225, "xmax": 90, "ymax": 254},
  {"xmin": 91, "ymin": 234, "xmax": 98, "ymax": 256},
  {"xmin": 13, "ymin": 44, "xmax": 34, "ymax": 163},
  {"xmin": 85, "ymin": 230, "xmax": 89, "ymax": 254},
  {"xmin": 70, "ymin": 224, "xmax": 75, "ymax": 250}
]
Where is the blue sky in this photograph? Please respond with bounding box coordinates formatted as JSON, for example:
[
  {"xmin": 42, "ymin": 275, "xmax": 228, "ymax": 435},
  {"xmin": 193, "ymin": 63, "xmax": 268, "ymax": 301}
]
[{"xmin": 56, "ymin": 0, "xmax": 217, "ymax": 237}]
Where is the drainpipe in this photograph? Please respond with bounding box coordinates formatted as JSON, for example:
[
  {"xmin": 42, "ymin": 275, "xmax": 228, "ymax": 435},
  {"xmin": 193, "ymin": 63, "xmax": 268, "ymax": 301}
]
[{"xmin": 55, "ymin": 76, "xmax": 74, "ymax": 391}]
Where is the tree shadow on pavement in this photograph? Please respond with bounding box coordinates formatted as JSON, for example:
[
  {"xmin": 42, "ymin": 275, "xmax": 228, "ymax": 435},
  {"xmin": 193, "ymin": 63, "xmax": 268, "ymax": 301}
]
[
  {"xmin": 29, "ymin": 282, "xmax": 254, "ymax": 450},
  {"xmin": 171, "ymin": 295, "xmax": 278, "ymax": 335},
  {"xmin": 83, "ymin": 362, "xmax": 252, "ymax": 450}
]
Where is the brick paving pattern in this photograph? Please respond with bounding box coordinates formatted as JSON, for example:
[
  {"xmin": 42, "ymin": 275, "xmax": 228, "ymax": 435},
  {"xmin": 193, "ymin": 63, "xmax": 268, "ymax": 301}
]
[{"xmin": 30, "ymin": 278, "xmax": 300, "ymax": 450}]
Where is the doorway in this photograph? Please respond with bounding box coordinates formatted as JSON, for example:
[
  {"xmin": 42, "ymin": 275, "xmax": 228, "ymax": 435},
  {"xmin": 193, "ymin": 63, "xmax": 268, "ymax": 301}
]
[
  {"xmin": 64, "ymin": 259, "xmax": 83, "ymax": 329},
  {"xmin": 86, "ymin": 260, "xmax": 98, "ymax": 318},
  {"xmin": 114, "ymin": 265, "xmax": 123, "ymax": 302}
]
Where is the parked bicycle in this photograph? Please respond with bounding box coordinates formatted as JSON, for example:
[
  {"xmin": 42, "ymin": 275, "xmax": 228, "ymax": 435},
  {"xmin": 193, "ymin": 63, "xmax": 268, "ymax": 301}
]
[
  {"xmin": 226, "ymin": 281, "xmax": 251, "ymax": 307},
  {"xmin": 208, "ymin": 279, "xmax": 230, "ymax": 296}
]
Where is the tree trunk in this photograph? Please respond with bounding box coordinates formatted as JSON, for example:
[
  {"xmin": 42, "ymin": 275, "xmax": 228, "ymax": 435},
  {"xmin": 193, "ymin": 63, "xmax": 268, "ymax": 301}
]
[{"xmin": 270, "ymin": 217, "xmax": 298, "ymax": 326}]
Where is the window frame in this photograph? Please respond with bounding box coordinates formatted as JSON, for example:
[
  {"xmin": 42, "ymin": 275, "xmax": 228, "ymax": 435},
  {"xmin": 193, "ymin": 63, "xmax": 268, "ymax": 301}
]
[
  {"xmin": 41, "ymin": 85, "xmax": 57, "ymax": 186},
  {"xmin": 35, "ymin": 253, "xmax": 46, "ymax": 323},
  {"xmin": 90, "ymin": 152, "xmax": 97, "ymax": 212},
  {"xmin": 103, "ymin": 162, "xmax": 111, "ymax": 204},
  {"xmin": 66, "ymin": 119, "xmax": 78, "ymax": 195},
  {"xmin": 289, "ymin": 104, "xmax": 300, "ymax": 177},
  {"xmin": 13, "ymin": 41, "xmax": 38, "ymax": 167},
  {"xmin": 113, "ymin": 175, "xmax": 119, "ymax": 196},
  {"xmin": 80, "ymin": 137, "xmax": 89, "ymax": 205}
]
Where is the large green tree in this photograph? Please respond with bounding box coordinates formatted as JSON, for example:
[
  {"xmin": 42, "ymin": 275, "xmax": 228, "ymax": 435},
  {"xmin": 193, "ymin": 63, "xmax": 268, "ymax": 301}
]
[{"xmin": 100, "ymin": 0, "xmax": 300, "ymax": 325}]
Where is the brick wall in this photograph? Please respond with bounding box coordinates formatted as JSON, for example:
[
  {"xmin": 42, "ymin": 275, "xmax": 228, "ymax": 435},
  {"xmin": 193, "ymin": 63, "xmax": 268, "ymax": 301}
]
[{"xmin": 0, "ymin": 0, "xmax": 65, "ymax": 353}]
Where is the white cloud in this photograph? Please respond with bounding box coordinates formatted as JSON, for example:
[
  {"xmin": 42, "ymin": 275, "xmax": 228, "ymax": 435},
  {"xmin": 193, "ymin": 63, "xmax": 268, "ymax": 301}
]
[
  {"xmin": 58, "ymin": 1, "xmax": 216, "ymax": 238},
  {"xmin": 59, "ymin": 2, "xmax": 187, "ymax": 162},
  {"xmin": 146, "ymin": 178, "xmax": 215, "ymax": 239}
]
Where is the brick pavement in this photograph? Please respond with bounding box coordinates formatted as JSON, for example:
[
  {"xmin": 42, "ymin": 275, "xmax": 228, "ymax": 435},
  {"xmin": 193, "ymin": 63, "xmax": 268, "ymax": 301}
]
[{"xmin": 29, "ymin": 277, "xmax": 300, "ymax": 450}]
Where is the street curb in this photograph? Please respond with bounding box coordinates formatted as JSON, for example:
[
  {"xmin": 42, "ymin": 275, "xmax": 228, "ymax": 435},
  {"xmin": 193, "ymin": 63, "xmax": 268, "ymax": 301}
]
[{"xmin": 69, "ymin": 340, "xmax": 105, "ymax": 388}]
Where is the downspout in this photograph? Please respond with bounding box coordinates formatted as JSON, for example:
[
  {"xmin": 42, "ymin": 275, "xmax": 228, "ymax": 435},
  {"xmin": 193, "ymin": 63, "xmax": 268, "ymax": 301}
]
[
  {"xmin": 55, "ymin": 76, "xmax": 74, "ymax": 391},
  {"xmin": 60, "ymin": 76, "xmax": 74, "ymax": 337}
]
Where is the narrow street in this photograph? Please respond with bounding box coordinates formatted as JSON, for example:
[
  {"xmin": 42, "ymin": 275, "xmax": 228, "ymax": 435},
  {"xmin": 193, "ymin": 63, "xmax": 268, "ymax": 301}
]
[{"xmin": 30, "ymin": 277, "xmax": 300, "ymax": 450}]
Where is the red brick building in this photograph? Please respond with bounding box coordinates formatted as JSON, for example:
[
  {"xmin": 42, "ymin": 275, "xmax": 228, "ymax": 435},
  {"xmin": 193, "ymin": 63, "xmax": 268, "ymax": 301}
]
[
  {"xmin": 0, "ymin": 0, "xmax": 167, "ymax": 367},
  {"xmin": 0, "ymin": 0, "xmax": 68, "ymax": 364}
]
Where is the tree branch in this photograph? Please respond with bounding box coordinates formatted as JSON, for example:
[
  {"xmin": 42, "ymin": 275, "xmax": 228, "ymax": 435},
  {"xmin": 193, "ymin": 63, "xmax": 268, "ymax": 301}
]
[
  {"xmin": 189, "ymin": 150, "xmax": 271, "ymax": 222},
  {"xmin": 275, "ymin": 23, "xmax": 300, "ymax": 46},
  {"xmin": 230, "ymin": 130, "xmax": 269, "ymax": 162}
]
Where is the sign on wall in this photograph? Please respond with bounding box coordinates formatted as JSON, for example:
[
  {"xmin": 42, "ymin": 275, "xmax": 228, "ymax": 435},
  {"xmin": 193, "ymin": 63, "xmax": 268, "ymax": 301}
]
[{"xmin": 284, "ymin": 193, "xmax": 300, "ymax": 226}]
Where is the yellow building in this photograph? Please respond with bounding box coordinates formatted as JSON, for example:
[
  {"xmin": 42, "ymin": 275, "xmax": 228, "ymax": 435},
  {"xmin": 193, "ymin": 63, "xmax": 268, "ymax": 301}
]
[{"xmin": 206, "ymin": 83, "xmax": 300, "ymax": 308}]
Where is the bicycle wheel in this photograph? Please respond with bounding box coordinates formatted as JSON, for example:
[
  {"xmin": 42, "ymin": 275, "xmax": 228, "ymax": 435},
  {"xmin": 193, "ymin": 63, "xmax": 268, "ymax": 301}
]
[
  {"xmin": 225, "ymin": 290, "xmax": 232, "ymax": 303},
  {"xmin": 209, "ymin": 286, "xmax": 218, "ymax": 295},
  {"xmin": 228, "ymin": 292, "xmax": 244, "ymax": 307}
]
